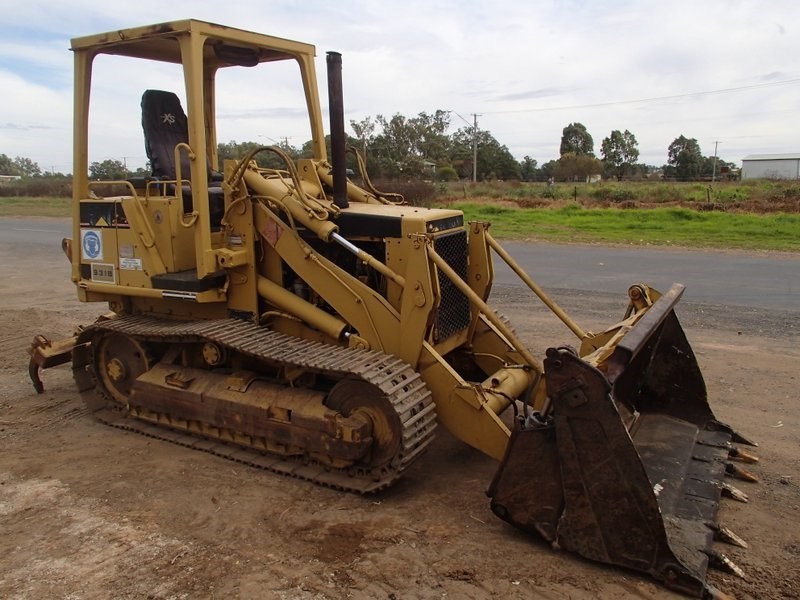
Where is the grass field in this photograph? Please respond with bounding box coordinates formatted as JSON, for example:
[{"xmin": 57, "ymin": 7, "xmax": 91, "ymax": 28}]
[
  {"xmin": 451, "ymin": 203, "xmax": 800, "ymax": 251},
  {"xmin": 438, "ymin": 178, "xmax": 800, "ymax": 211},
  {"xmin": 2, "ymin": 193, "xmax": 798, "ymax": 252},
  {"xmin": 0, "ymin": 196, "xmax": 71, "ymax": 217}
]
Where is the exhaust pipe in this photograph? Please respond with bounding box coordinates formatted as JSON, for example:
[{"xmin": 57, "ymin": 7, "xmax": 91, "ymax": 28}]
[{"xmin": 326, "ymin": 51, "xmax": 348, "ymax": 209}]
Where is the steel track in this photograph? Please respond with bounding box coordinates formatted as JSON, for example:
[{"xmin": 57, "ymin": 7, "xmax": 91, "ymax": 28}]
[{"xmin": 73, "ymin": 315, "xmax": 438, "ymax": 493}]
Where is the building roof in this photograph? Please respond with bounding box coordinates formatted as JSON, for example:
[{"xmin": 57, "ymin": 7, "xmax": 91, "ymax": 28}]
[{"xmin": 742, "ymin": 153, "xmax": 800, "ymax": 161}]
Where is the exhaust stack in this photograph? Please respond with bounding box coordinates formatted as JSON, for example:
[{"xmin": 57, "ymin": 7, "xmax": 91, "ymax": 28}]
[{"xmin": 326, "ymin": 51, "xmax": 348, "ymax": 209}]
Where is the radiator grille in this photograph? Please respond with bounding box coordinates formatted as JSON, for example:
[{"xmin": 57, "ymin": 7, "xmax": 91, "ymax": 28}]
[{"xmin": 433, "ymin": 230, "xmax": 471, "ymax": 342}]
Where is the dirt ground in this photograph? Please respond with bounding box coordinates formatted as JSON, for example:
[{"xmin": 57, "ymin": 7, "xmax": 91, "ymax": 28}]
[{"xmin": 1, "ymin": 226, "xmax": 798, "ymax": 600}]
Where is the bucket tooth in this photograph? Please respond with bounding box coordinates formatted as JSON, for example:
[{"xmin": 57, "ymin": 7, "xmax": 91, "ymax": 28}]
[
  {"xmin": 727, "ymin": 445, "xmax": 759, "ymax": 464},
  {"xmin": 708, "ymin": 523, "xmax": 748, "ymax": 548},
  {"xmin": 720, "ymin": 481, "xmax": 749, "ymax": 503},
  {"xmin": 705, "ymin": 549, "xmax": 746, "ymax": 579},
  {"xmin": 725, "ymin": 462, "xmax": 759, "ymax": 483}
]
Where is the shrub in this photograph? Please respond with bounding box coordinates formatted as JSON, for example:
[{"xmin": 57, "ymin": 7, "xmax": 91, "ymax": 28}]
[
  {"xmin": 435, "ymin": 166, "xmax": 459, "ymax": 182},
  {"xmin": 375, "ymin": 179, "xmax": 437, "ymax": 207},
  {"xmin": 0, "ymin": 176, "xmax": 71, "ymax": 197}
]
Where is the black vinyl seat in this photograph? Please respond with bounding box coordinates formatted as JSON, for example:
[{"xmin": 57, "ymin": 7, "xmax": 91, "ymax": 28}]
[{"xmin": 141, "ymin": 89, "xmax": 224, "ymax": 226}]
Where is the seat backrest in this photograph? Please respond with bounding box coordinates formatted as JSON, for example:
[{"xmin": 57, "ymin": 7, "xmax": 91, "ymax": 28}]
[{"xmin": 141, "ymin": 89, "xmax": 191, "ymax": 180}]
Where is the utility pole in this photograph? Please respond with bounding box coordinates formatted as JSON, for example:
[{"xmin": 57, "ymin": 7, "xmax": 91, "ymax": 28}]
[
  {"xmin": 472, "ymin": 113, "xmax": 478, "ymax": 183},
  {"xmin": 448, "ymin": 110, "xmax": 480, "ymax": 183},
  {"xmin": 711, "ymin": 141, "xmax": 720, "ymax": 182}
]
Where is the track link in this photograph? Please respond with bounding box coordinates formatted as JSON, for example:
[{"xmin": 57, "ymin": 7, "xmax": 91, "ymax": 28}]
[{"xmin": 73, "ymin": 315, "xmax": 437, "ymax": 493}]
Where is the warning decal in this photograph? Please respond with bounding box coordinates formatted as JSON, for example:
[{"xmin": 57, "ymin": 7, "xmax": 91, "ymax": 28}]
[
  {"xmin": 120, "ymin": 257, "xmax": 143, "ymax": 271},
  {"xmin": 81, "ymin": 229, "xmax": 103, "ymax": 261}
]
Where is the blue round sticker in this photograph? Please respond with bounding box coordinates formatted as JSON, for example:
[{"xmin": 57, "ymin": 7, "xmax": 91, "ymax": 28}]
[{"xmin": 82, "ymin": 230, "xmax": 102, "ymax": 259}]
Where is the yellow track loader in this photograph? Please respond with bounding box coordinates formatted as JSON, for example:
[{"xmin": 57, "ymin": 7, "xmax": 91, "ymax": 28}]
[{"xmin": 29, "ymin": 20, "xmax": 757, "ymax": 598}]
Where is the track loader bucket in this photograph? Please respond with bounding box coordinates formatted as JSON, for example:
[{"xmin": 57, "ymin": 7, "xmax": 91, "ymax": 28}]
[{"xmin": 488, "ymin": 284, "xmax": 754, "ymax": 598}]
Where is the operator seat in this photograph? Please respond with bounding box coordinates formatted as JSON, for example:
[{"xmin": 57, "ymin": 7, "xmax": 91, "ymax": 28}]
[{"xmin": 140, "ymin": 89, "xmax": 224, "ymax": 227}]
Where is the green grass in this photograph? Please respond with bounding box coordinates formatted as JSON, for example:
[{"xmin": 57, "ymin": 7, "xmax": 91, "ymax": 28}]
[
  {"xmin": 451, "ymin": 203, "xmax": 800, "ymax": 251},
  {"xmin": 0, "ymin": 196, "xmax": 71, "ymax": 217}
]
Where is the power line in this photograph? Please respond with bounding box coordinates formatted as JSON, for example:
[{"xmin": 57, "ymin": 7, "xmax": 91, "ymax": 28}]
[
  {"xmin": 481, "ymin": 78, "xmax": 800, "ymax": 116},
  {"xmin": 447, "ymin": 111, "xmax": 481, "ymax": 182}
]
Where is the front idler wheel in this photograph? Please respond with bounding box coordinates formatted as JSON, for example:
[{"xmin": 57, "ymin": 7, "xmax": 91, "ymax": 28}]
[{"xmin": 95, "ymin": 333, "xmax": 150, "ymax": 405}]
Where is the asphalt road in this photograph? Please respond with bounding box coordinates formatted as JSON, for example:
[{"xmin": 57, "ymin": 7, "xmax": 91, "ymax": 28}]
[
  {"xmin": 495, "ymin": 241, "xmax": 800, "ymax": 311},
  {"xmin": 1, "ymin": 217, "xmax": 798, "ymax": 312}
]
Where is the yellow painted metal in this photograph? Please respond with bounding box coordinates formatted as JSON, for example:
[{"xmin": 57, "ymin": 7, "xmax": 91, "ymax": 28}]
[
  {"xmin": 252, "ymin": 201, "xmax": 404, "ymax": 357},
  {"xmin": 244, "ymin": 167, "xmax": 339, "ymax": 242},
  {"xmin": 480, "ymin": 366, "xmax": 530, "ymax": 415},
  {"xmin": 71, "ymin": 20, "xmax": 326, "ymax": 158},
  {"xmin": 394, "ymin": 236, "xmax": 434, "ymax": 365},
  {"xmin": 71, "ymin": 47, "xmax": 93, "ymax": 285},
  {"xmin": 578, "ymin": 285, "xmax": 661, "ymax": 357},
  {"xmin": 178, "ymin": 32, "xmax": 214, "ymax": 278},
  {"xmin": 257, "ymin": 276, "xmax": 347, "ymax": 341},
  {"xmin": 467, "ymin": 222, "xmax": 494, "ymax": 303},
  {"xmin": 427, "ymin": 241, "xmax": 543, "ymax": 374},
  {"xmin": 128, "ymin": 296, "xmax": 228, "ymax": 320},
  {"xmin": 71, "ymin": 19, "xmax": 329, "ymax": 287},
  {"xmin": 417, "ymin": 343, "xmax": 512, "ymax": 461},
  {"xmin": 316, "ymin": 162, "xmax": 383, "ymax": 204},
  {"xmin": 348, "ymin": 237, "xmax": 406, "ymax": 289},
  {"xmin": 468, "ymin": 315, "xmax": 522, "ymax": 374},
  {"xmin": 217, "ymin": 181, "xmax": 259, "ymax": 319},
  {"xmin": 117, "ymin": 197, "xmax": 167, "ymax": 275}
]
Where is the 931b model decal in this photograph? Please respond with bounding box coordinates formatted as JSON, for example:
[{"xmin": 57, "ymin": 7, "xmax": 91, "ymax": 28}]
[{"xmin": 90, "ymin": 262, "xmax": 116, "ymax": 284}]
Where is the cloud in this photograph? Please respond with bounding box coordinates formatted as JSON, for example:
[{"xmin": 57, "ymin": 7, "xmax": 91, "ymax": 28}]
[
  {"xmin": 495, "ymin": 88, "xmax": 567, "ymax": 102},
  {"xmin": 1, "ymin": 0, "xmax": 799, "ymax": 171},
  {"xmin": 0, "ymin": 123, "xmax": 56, "ymax": 131}
]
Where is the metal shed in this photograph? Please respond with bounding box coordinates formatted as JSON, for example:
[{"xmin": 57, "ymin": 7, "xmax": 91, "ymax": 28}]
[{"xmin": 741, "ymin": 153, "xmax": 800, "ymax": 180}]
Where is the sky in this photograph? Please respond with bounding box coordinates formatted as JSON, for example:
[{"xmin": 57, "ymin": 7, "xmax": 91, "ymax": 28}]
[{"xmin": 1, "ymin": 0, "xmax": 799, "ymax": 174}]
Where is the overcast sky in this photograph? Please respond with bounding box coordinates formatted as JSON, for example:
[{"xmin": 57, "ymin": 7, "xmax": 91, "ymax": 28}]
[{"xmin": 2, "ymin": 0, "xmax": 799, "ymax": 174}]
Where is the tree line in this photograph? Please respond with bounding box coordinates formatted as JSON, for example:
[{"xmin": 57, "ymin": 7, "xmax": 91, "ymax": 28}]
[
  {"xmin": 540, "ymin": 123, "xmax": 735, "ymax": 182},
  {"xmin": 215, "ymin": 111, "xmax": 521, "ymax": 182},
  {"xmin": 197, "ymin": 119, "xmax": 739, "ymax": 183},
  {"xmin": 217, "ymin": 119, "xmax": 736, "ymax": 183},
  {"xmin": 2, "ymin": 116, "xmax": 735, "ymax": 184}
]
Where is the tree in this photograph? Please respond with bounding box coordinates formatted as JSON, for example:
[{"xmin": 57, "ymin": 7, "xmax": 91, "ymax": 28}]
[
  {"xmin": 412, "ymin": 110, "xmax": 452, "ymax": 163},
  {"xmin": 451, "ymin": 128, "xmax": 520, "ymax": 181},
  {"xmin": 370, "ymin": 113, "xmax": 417, "ymax": 178},
  {"xmin": 560, "ymin": 122, "xmax": 594, "ymax": 156},
  {"xmin": 554, "ymin": 152, "xmax": 603, "ymax": 181},
  {"xmin": 129, "ymin": 165, "xmax": 151, "ymax": 178},
  {"xmin": 667, "ymin": 135, "xmax": 702, "ymax": 180},
  {"xmin": 699, "ymin": 155, "xmax": 735, "ymax": 179},
  {"xmin": 368, "ymin": 111, "xmax": 453, "ymax": 179},
  {"xmin": 349, "ymin": 116, "xmax": 375, "ymax": 158},
  {"xmin": 89, "ymin": 159, "xmax": 127, "ymax": 180},
  {"xmin": 601, "ymin": 129, "xmax": 639, "ymax": 179},
  {"xmin": 0, "ymin": 154, "xmax": 41, "ymax": 177},
  {"xmin": 0, "ymin": 154, "xmax": 16, "ymax": 175},
  {"xmin": 218, "ymin": 139, "xmax": 302, "ymax": 170},
  {"xmin": 519, "ymin": 156, "xmax": 539, "ymax": 181},
  {"xmin": 539, "ymin": 159, "xmax": 558, "ymax": 179},
  {"xmin": 13, "ymin": 157, "xmax": 41, "ymax": 177}
]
